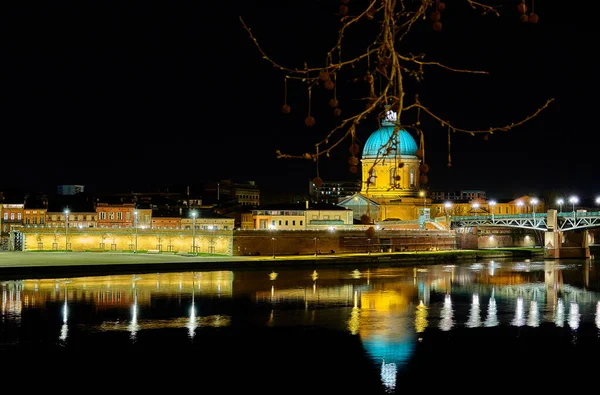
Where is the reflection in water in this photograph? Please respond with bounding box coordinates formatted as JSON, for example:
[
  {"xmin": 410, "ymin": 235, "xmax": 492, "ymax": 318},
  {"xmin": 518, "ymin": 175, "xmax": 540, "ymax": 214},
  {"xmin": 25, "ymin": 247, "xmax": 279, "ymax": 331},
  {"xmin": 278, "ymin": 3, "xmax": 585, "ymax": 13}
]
[
  {"xmin": 569, "ymin": 302, "xmax": 580, "ymax": 330},
  {"xmin": 414, "ymin": 300, "xmax": 428, "ymax": 333},
  {"xmin": 511, "ymin": 297, "xmax": 525, "ymax": 327},
  {"xmin": 555, "ymin": 299, "xmax": 565, "ymax": 327},
  {"xmin": 527, "ymin": 301, "xmax": 540, "ymax": 327},
  {"xmin": 466, "ymin": 294, "xmax": 481, "ymax": 328},
  {"xmin": 484, "ymin": 292, "xmax": 499, "ymax": 327},
  {"xmin": 439, "ymin": 294, "xmax": 454, "ymax": 331},
  {"xmin": 3, "ymin": 261, "xmax": 600, "ymax": 393}
]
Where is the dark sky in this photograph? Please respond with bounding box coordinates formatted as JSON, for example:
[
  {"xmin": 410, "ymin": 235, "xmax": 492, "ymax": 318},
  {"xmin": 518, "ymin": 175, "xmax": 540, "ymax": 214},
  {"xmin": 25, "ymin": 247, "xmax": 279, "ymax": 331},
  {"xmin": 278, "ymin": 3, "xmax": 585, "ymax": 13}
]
[{"xmin": 1, "ymin": 1, "xmax": 596, "ymax": 200}]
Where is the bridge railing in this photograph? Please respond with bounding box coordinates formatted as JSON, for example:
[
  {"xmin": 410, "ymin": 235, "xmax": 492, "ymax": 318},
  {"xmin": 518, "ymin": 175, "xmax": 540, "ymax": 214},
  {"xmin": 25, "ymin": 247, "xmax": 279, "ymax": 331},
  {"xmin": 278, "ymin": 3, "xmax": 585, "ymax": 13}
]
[{"xmin": 451, "ymin": 211, "xmax": 600, "ymax": 222}]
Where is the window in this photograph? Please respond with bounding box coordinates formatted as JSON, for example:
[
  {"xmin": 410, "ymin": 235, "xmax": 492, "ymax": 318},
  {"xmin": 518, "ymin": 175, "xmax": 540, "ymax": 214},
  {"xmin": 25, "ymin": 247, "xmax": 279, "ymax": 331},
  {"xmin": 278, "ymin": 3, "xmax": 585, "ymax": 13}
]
[
  {"xmin": 126, "ymin": 212, "xmax": 131, "ymax": 221},
  {"xmin": 324, "ymin": 215, "xmax": 330, "ymax": 220},
  {"xmin": 33, "ymin": 217, "xmax": 37, "ymax": 224},
  {"xmin": 100, "ymin": 212, "xmax": 106, "ymax": 220},
  {"xmin": 292, "ymin": 220, "xmax": 296, "ymax": 226},
  {"xmin": 271, "ymin": 220, "xmax": 275, "ymax": 226},
  {"xmin": 40, "ymin": 217, "xmax": 44, "ymax": 224},
  {"xmin": 300, "ymin": 220, "xmax": 303, "ymax": 226},
  {"xmin": 10, "ymin": 213, "xmax": 14, "ymax": 220},
  {"xmin": 278, "ymin": 220, "xmax": 282, "ymax": 226},
  {"xmin": 410, "ymin": 168, "xmax": 415, "ymax": 187},
  {"xmin": 108, "ymin": 212, "xmax": 114, "ymax": 220},
  {"xmin": 17, "ymin": 213, "xmax": 22, "ymax": 220},
  {"xmin": 26, "ymin": 218, "xmax": 30, "ymax": 224},
  {"xmin": 285, "ymin": 220, "xmax": 288, "ymax": 226},
  {"xmin": 3, "ymin": 213, "xmax": 7, "ymax": 220},
  {"xmin": 117, "ymin": 212, "xmax": 122, "ymax": 220},
  {"xmin": 312, "ymin": 215, "xmax": 318, "ymax": 220},
  {"xmin": 334, "ymin": 215, "xmax": 340, "ymax": 220},
  {"xmin": 389, "ymin": 167, "xmax": 397, "ymax": 185}
]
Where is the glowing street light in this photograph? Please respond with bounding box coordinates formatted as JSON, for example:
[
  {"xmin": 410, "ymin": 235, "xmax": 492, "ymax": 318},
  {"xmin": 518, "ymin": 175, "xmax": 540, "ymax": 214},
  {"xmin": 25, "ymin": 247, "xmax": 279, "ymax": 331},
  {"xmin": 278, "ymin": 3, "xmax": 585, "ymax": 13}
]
[
  {"xmin": 595, "ymin": 197, "xmax": 600, "ymax": 212},
  {"xmin": 569, "ymin": 196, "xmax": 579, "ymax": 218},
  {"xmin": 444, "ymin": 202, "xmax": 452, "ymax": 226},
  {"xmin": 471, "ymin": 201, "xmax": 480, "ymax": 216},
  {"xmin": 489, "ymin": 200, "xmax": 496, "ymax": 222},
  {"xmin": 530, "ymin": 198, "xmax": 539, "ymax": 224},
  {"xmin": 556, "ymin": 198, "xmax": 564, "ymax": 213},
  {"xmin": 419, "ymin": 190, "xmax": 426, "ymax": 210},
  {"xmin": 191, "ymin": 210, "xmax": 197, "ymax": 254},
  {"xmin": 64, "ymin": 209, "xmax": 69, "ymax": 252},
  {"xmin": 271, "ymin": 237, "xmax": 276, "ymax": 259},
  {"xmin": 354, "ymin": 196, "xmax": 361, "ymax": 220},
  {"xmin": 516, "ymin": 200, "xmax": 524, "ymax": 214},
  {"xmin": 134, "ymin": 210, "xmax": 138, "ymax": 253}
]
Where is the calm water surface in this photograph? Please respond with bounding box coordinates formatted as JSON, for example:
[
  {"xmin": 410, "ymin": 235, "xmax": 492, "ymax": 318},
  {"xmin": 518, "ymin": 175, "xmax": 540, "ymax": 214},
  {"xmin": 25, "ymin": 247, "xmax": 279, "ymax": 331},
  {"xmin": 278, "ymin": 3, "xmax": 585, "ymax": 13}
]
[{"xmin": 2, "ymin": 258, "xmax": 600, "ymax": 393}]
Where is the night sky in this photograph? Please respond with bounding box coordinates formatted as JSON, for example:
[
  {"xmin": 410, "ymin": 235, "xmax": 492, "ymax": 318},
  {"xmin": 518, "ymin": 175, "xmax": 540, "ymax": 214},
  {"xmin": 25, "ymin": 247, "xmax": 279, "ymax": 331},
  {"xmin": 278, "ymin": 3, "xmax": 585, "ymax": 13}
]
[{"xmin": 1, "ymin": 1, "xmax": 596, "ymax": 200}]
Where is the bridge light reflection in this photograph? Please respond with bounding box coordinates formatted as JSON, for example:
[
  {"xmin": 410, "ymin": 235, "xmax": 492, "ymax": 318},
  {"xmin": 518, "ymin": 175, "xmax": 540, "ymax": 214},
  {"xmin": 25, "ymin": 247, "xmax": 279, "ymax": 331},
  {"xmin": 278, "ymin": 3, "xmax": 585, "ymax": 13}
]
[
  {"xmin": 511, "ymin": 297, "xmax": 525, "ymax": 327},
  {"xmin": 554, "ymin": 299, "xmax": 565, "ymax": 327},
  {"xmin": 466, "ymin": 294, "xmax": 481, "ymax": 328},
  {"xmin": 596, "ymin": 301, "xmax": 600, "ymax": 331},
  {"xmin": 527, "ymin": 300, "xmax": 540, "ymax": 327},
  {"xmin": 484, "ymin": 293, "xmax": 499, "ymax": 327},
  {"xmin": 439, "ymin": 294, "xmax": 454, "ymax": 331},
  {"xmin": 568, "ymin": 302, "xmax": 580, "ymax": 330}
]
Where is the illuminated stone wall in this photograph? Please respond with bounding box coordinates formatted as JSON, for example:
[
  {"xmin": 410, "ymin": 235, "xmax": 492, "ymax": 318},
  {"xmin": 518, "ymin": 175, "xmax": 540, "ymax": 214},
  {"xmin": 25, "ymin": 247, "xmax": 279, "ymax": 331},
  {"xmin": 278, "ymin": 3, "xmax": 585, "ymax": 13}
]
[{"xmin": 21, "ymin": 228, "xmax": 233, "ymax": 255}]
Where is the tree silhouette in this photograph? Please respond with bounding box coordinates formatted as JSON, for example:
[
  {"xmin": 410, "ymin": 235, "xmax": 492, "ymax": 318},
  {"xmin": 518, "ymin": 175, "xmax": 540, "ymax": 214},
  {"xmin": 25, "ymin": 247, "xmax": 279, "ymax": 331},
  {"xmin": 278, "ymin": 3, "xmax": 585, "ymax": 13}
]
[{"xmin": 241, "ymin": 0, "xmax": 552, "ymax": 199}]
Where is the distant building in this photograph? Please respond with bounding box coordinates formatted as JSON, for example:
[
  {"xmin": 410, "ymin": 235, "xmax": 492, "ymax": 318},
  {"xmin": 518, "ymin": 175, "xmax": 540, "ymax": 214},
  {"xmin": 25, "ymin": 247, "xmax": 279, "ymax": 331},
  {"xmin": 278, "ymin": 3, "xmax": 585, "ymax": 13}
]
[
  {"xmin": 203, "ymin": 180, "xmax": 260, "ymax": 207},
  {"xmin": 309, "ymin": 179, "xmax": 361, "ymax": 205},
  {"xmin": 57, "ymin": 185, "xmax": 85, "ymax": 195},
  {"xmin": 430, "ymin": 190, "xmax": 487, "ymax": 201}
]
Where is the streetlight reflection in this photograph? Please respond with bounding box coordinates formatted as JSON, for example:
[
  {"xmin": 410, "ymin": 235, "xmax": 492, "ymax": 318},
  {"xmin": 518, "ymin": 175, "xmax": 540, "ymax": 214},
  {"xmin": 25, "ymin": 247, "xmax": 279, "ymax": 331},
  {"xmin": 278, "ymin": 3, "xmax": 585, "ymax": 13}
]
[
  {"xmin": 527, "ymin": 300, "xmax": 539, "ymax": 327},
  {"xmin": 554, "ymin": 299, "xmax": 565, "ymax": 327},
  {"xmin": 511, "ymin": 296, "xmax": 525, "ymax": 327},
  {"xmin": 466, "ymin": 293, "xmax": 481, "ymax": 328},
  {"xmin": 484, "ymin": 292, "xmax": 499, "ymax": 327},
  {"xmin": 439, "ymin": 294, "xmax": 454, "ymax": 331}
]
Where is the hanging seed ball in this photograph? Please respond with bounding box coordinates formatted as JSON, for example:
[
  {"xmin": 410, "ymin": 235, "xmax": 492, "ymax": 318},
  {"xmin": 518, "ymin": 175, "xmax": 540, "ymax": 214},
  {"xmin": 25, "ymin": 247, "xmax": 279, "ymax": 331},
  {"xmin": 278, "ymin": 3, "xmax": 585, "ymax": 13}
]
[
  {"xmin": 361, "ymin": 215, "xmax": 372, "ymax": 225},
  {"xmin": 349, "ymin": 143, "xmax": 360, "ymax": 156},
  {"xmin": 365, "ymin": 73, "xmax": 374, "ymax": 84},
  {"xmin": 305, "ymin": 116, "xmax": 316, "ymax": 127},
  {"xmin": 420, "ymin": 175, "xmax": 428, "ymax": 185},
  {"xmin": 520, "ymin": 13, "xmax": 529, "ymax": 23},
  {"xmin": 394, "ymin": 175, "xmax": 401, "ymax": 181},
  {"xmin": 447, "ymin": 162, "xmax": 452, "ymax": 168},
  {"xmin": 333, "ymin": 108, "xmax": 342, "ymax": 117},
  {"xmin": 349, "ymin": 165, "xmax": 358, "ymax": 174},
  {"xmin": 528, "ymin": 13, "xmax": 539, "ymax": 23},
  {"xmin": 430, "ymin": 11, "xmax": 441, "ymax": 22},
  {"xmin": 319, "ymin": 70, "xmax": 330, "ymax": 82},
  {"xmin": 339, "ymin": 5, "xmax": 348, "ymax": 15},
  {"xmin": 415, "ymin": 149, "xmax": 424, "ymax": 159},
  {"xmin": 398, "ymin": 162, "xmax": 405, "ymax": 168},
  {"xmin": 365, "ymin": 226, "xmax": 376, "ymax": 237},
  {"xmin": 324, "ymin": 80, "xmax": 335, "ymax": 90},
  {"xmin": 419, "ymin": 163, "xmax": 430, "ymax": 174},
  {"xmin": 437, "ymin": 1, "xmax": 446, "ymax": 11},
  {"xmin": 312, "ymin": 177, "xmax": 323, "ymax": 188},
  {"xmin": 281, "ymin": 104, "xmax": 291, "ymax": 114},
  {"xmin": 517, "ymin": 1, "xmax": 527, "ymax": 14},
  {"xmin": 329, "ymin": 98, "xmax": 339, "ymax": 108},
  {"xmin": 432, "ymin": 21, "xmax": 443, "ymax": 32},
  {"xmin": 484, "ymin": 134, "xmax": 489, "ymax": 141},
  {"xmin": 340, "ymin": 0, "xmax": 349, "ymax": 4},
  {"xmin": 348, "ymin": 156, "xmax": 359, "ymax": 166},
  {"xmin": 366, "ymin": 7, "xmax": 376, "ymax": 19}
]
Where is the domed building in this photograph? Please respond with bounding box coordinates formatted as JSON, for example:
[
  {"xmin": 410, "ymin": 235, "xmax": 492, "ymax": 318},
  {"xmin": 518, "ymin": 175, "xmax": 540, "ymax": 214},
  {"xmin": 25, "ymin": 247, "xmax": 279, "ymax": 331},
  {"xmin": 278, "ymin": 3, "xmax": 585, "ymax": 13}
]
[{"xmin": 338, "ymin": 109, "xmax": 428, "ymax": 223}]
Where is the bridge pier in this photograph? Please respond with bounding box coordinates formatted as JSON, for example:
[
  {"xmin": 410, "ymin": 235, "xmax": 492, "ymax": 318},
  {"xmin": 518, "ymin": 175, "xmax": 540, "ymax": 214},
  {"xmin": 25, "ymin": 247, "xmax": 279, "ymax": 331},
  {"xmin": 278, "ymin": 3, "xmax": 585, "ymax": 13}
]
[{"xmin": 544, "ymin": 230, "xmax": 590, "ymax": 259}]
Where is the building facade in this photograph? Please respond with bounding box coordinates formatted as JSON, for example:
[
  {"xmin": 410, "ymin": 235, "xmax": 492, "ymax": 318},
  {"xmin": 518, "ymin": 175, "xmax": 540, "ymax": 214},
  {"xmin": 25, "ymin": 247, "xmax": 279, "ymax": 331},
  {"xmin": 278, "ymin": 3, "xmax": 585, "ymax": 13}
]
[{"xmin": 96, "ymin": 203, "xmax": 135, "ymax": 228}]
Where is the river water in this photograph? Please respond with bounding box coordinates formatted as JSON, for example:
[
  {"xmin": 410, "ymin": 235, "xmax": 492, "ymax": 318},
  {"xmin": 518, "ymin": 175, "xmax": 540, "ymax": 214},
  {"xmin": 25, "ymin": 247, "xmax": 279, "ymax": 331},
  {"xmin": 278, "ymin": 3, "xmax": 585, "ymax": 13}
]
[{"xmin": 1, "ymin": 258, "xmax": 599, "ymax": 393}]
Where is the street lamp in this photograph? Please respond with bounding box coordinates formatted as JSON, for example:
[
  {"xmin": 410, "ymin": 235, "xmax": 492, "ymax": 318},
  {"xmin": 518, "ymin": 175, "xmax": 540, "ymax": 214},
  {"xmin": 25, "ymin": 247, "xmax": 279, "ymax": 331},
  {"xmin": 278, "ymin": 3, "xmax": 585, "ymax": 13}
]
[
  {"xmin": 530, "ymin": 198, "xmax": 538, "ymax": 224},
  {"xmin": 271, "ymin": 237, "xmax": 276, "ymax": 259},
  {"xmin": 569, "ymin": 196, "xmax": 578, "ymax": 218},
  {"xmin": 471, "ymin": 202, "xmax": 480, "ymax": 216},
  {"xmin": 64, "ymin": 209, "xmax": 69, "ymax": 252},
  {"xmin": 489, "ymin": 200, "xmax": 496, "ymax": 222},
  {"xmin": 419, "ymin": 190, "xmax": 426, "ymax": 210},
  {"xmin": 134, "ymin": 210, "xmax": 138, "ymax": 253},
  {"xmin": 444, "ymin": 202, "xmax": 452, "ymax": 227},
  {"xmin": 191, "ymin": 210, "xmax": 197, "ymax": 254},
  {"xmin": 595, "ymin": 197, "xmax": 600, "ymax": 212},
  {"xmin": 556, "ymin": 198, "xmax": 564, "ymax": 213},
  {"xmin": 314, "ymin": 237, "xmax": 318, "ymax": 256},
  {"xmin": 516, "ymin": 200, "xmax": 524, "ymax": 214}
]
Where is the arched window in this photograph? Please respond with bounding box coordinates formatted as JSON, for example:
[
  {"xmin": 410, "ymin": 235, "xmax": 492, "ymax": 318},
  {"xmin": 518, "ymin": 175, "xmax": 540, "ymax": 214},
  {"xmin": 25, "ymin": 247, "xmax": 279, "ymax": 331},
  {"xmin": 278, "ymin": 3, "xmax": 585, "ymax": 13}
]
[
  {"xmin": 389, "ymin": 167, "xmax": 397, "ymax": 186},
  {"xmin": 410, "ymin": 168, "xmax": 415, "ymax": 187}
]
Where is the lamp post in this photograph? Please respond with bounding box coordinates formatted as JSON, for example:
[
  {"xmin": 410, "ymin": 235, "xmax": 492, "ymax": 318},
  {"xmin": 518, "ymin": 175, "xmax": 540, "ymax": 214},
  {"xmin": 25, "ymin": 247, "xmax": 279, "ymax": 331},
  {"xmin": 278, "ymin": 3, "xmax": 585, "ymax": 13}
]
[
  {"xmin": 530, "ymin": 198, "xmax": 539, "ymax": 224},
  {"xmin": 557, "ymin": 198, "xmax": 564, "ymax": 213},
  {"xmin": 569, "ymin": 196, "xmax": 578, "ymax": 219},
  {"xmin": 489, "ymin": 200, "xmax": 496, "ymax": 222},
  {"xmin": 516, "ymin": 201, "xmax": 524, "ymax": 214},
  {"xmin": 354, "ymin": 196, "xmax": 361, "ymax": 220},
  {"xmin": 314, "ymin": 237, "xmax": 318, "ymax": 256},
  {"xmin": 444, "ymin": 202, "xmax": 452, "ymax": 227},
  {"xmin": 596, "ymin": 197, "xmax": 600, "ymax": 212},
  {"xmin": 271, "ymin": 237, "xmax": 275, "ymax": 259},
  {"xmin": 191, "ymin": 210, "xmax": 197, "ymax": 254},
  {"xmin": 419, "ymin": 190, "xmax": 426, "ymax": 210},
  {"xmin": 471, "ymin": 202, "xmax": 480, "ymax": 216},
  {"xmin": 134, "ymin": 210, "xmax": 138, "ymax": 253},
  {"xmin": 64, "ymin": 209, "xmax": 69, "ymax": 252}
]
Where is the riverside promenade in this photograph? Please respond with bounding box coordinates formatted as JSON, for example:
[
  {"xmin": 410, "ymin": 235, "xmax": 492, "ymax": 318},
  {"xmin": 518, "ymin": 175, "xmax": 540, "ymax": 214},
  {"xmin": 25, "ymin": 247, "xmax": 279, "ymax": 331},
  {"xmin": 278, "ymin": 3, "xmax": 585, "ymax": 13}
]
[{"xmin": 0, "ymin": 248, "xmax": 544, "ymax": 279}]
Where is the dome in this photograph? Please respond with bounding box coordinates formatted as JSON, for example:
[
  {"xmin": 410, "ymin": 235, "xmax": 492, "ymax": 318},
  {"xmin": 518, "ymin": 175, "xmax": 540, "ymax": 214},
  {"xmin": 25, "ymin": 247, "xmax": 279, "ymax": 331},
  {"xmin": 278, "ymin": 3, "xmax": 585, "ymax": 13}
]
[{"xmin": 362, "ymin": 123, "xmax": 418, "ymax": 158}]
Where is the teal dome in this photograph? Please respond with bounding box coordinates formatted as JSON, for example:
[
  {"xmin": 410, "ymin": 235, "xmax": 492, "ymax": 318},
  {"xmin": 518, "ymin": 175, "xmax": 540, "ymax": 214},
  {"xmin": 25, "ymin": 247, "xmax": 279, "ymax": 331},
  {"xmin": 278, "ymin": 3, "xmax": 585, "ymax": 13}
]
[{"xmin": 363, "ymin": 123, "xmax": 418, "ymax": 157}]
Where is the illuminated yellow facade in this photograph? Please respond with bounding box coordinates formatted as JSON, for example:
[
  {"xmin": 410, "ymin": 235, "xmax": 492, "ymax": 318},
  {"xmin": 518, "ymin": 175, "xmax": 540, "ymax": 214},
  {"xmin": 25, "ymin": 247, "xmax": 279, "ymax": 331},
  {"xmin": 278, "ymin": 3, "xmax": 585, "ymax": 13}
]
[{"xmin": 20, "ymin": 227, "xmax": 233, "ymax": 254}]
